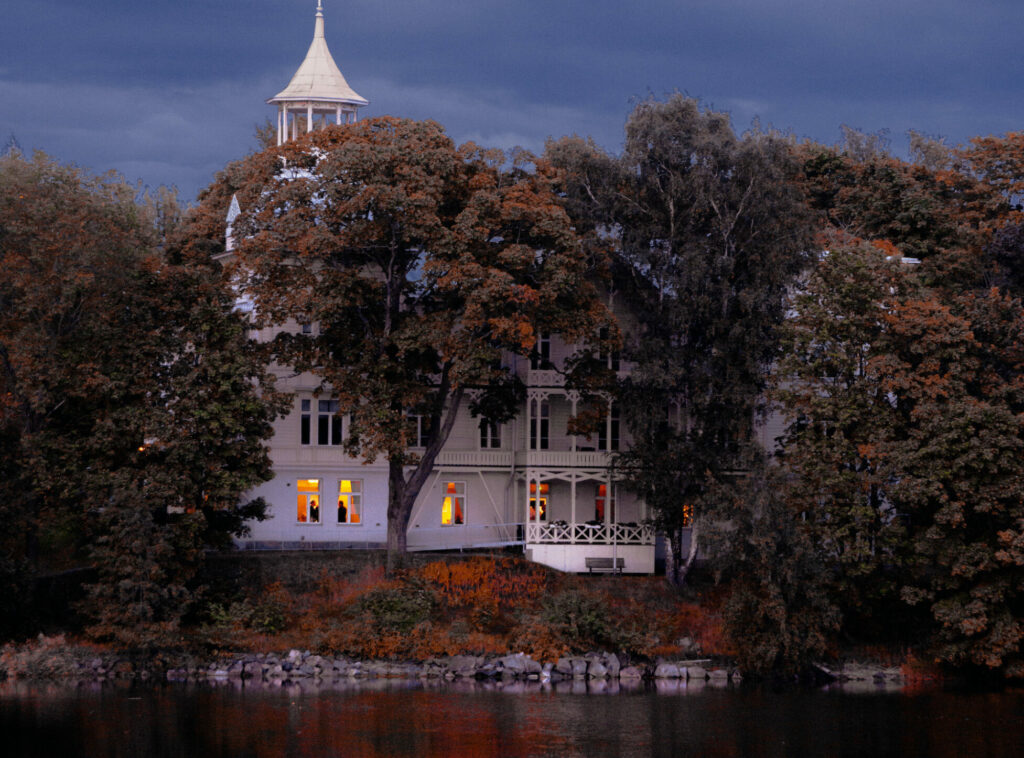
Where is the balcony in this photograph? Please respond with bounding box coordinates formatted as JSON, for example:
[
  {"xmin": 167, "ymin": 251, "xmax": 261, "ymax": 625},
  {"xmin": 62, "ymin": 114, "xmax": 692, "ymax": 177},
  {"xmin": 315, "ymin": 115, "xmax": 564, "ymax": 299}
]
[
  {"xmin": 515, "ymin": 450, "xmax": 611, "ymax": 468},
  {"xmin": 434, "ymin": 450, "xmax": 515, "ymax": 468},
  {"xmin": 526, "ymin": 369, "xmax": 564, "ymax": 387}
]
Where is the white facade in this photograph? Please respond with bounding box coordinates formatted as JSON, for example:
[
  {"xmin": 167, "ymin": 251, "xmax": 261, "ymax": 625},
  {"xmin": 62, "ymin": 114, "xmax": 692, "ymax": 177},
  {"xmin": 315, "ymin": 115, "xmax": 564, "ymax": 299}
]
[
  {"xmin": 236, "ymin": 320, "xmax": 656, "ymax": 573},
  {"xmin": 230, "ymin": 2, "xmax": 655, "ymax": 573}
]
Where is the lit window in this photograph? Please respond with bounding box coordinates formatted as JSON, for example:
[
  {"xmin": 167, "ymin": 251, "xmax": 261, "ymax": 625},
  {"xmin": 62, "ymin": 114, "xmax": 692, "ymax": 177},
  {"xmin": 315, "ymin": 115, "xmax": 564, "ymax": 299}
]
[
  {"xmin": 682, "ymin": 503, "xmax": 694, "ymax": 527},
  {"xmin": 297, "ymin": 479, "xmax": 321, "ymax": 524},
  {"xmin": 529, "ymin": 482, "xmax": 549, "ymax": 522},
  {"xmin": 441, "ymin": 481, "xmax": 466, "ymax": 526},
  {"xmin": 530, "ymin": 400, "xmax": 549, "ymax": 450},
  {"xmin": 479, "ymin": 419, "xmax": 501, "ymax": 449},
  {"xmin": 595, "ymin": 483, "xmax": 616, "ymax": 521},
  {"xmin": 337, "ymin": 479, "xmax": 362, "ymax": 524}
]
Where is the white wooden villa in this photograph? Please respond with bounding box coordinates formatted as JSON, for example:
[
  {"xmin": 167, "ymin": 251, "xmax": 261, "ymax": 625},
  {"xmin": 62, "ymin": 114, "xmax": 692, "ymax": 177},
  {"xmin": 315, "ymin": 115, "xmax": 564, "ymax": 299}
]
[{"xmin": 223, "ymin": 2, "xmax": 658, "ymax": 573}]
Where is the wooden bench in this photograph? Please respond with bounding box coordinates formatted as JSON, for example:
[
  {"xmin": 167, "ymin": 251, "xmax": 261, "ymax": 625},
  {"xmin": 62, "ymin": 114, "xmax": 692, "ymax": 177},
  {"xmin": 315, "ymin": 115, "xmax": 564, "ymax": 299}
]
[{"xmin": 585, "ymin": 556, "xmax": 624, "ymax": 574}]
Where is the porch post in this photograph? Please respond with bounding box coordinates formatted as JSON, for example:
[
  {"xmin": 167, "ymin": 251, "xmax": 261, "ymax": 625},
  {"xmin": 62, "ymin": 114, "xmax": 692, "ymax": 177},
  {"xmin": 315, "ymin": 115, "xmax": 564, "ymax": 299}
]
[
  {"xmin": 605, "ymin": 398, "xmax": 613, "ymax": 451},
  {"xmin": 570, "ymin": 476, "xmax": 577, "ymax": 528},
  {"xmin": 525, "ymin": 472, "xmax": 533, "ymax": 530},
  {"xmin": 604, "ymin": 471, "xmax": 612, "ymax": 527},
  {"xmin": 525, "ymin": 396, "xmax": 532, "ymax": 451},
  {"xmin": 570, "ymin": 393, "xmax": 578, "ymax": 452}
]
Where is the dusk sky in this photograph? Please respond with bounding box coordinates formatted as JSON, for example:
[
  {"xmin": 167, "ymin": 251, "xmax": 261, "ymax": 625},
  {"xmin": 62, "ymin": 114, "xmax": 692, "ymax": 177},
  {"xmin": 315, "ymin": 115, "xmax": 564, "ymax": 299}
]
[{"xmin": 3, "ymin": 0, "xmax": 1022, "ymax": 203}]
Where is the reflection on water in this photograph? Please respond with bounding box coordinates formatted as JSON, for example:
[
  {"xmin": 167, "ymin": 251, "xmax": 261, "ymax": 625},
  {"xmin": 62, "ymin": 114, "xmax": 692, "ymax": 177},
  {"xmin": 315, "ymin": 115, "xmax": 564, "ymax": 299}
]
[{"xmin": 2, "ymin": 677, "xmax": 1022, "ymax": 758}]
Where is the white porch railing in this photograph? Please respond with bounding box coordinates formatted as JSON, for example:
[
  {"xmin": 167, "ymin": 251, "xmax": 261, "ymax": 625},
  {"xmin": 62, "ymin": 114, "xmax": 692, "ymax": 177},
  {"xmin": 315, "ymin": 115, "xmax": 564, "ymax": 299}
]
[
  {"xmin": 434, "ymin": 450, "xmax": 515, "ymax": 467},
  {"xmin": 527, "ymin": 369, "xmax": 564, "ymax": 387},
  {"xmin": 515, "ymin": 450, "xmax": 611, "ymax": 468},
  {"xmin": 526, "ymin": 521, "xmax": 654, "ymax": 545}
]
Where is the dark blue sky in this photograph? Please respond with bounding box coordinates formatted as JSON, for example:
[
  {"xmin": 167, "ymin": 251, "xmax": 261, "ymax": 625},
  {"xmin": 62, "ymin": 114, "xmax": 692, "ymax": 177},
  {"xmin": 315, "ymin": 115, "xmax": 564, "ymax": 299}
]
[{"xmin": 3, "ymin": 1, "xmax": 1022, "ymax": 203}]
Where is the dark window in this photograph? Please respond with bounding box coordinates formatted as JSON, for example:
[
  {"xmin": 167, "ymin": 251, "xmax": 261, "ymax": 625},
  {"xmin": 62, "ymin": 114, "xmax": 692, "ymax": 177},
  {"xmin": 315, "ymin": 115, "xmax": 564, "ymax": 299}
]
[
  {"xmin": 318, "ymin": 400, "xmax": 342, "ymax": 445},
  {"xmin": 598, "ymin": 403, "xmax": 620, "ymax": 451},
  {"xmin": 530, "ymin": 400, "xmax": 549, "ymax": 450},
  {"xmin": 300, "ymin": 399, "xmax": 311, "ymax": 445},
  {"xmin": 531, "ymin": 332, "xmax": 551, "ymax": 370},
  {"xmin": 479, "ymin": 419, "xmax": 501, "ymax": 449}
]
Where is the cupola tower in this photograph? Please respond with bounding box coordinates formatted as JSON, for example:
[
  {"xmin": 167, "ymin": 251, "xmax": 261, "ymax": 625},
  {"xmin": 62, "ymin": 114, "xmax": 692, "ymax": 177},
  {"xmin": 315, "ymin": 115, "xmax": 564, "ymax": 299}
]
[{"xmin": 267, "ymin": 1, "xmax": 368, "ymax": 146}]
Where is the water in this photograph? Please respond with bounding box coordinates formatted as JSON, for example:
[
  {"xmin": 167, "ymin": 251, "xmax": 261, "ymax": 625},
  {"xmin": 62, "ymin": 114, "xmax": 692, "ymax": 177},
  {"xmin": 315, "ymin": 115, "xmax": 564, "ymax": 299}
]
[{"xmin": 2, "ymin": 678, "xmax": 1022, "ymax": 758}]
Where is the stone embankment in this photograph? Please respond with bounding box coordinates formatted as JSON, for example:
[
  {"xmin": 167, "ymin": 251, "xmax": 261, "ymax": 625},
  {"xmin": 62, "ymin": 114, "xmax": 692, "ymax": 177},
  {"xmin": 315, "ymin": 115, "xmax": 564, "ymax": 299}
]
[
  {"xmin": 172, "ymin": 651, "xmax": 743, "ymax": 685},
  {"xmin": 1, "ymin": 642, "xmax": 741, "ymax": 684},
  {"xmin": 1, "ymin": 637, "xmax": 905, "ymax": 686}
]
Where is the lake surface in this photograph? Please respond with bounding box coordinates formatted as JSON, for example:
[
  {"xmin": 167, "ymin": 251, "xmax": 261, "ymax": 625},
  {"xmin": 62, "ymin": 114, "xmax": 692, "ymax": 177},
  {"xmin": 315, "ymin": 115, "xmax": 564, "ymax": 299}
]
[{"xmin": 2, "ymin": 678, "xmax": 1022, "ymax": 758}]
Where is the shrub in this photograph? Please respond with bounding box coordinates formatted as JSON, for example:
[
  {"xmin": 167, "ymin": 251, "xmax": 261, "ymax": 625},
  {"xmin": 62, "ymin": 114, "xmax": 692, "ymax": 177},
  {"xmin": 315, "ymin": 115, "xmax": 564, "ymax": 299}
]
[
  {"xmin": 540, "ymin": 589, "xmax": 615, "ymax": 649},
  {"xmin": 353, "ymin": 577, "xmax": 436, "ymax": 635}
]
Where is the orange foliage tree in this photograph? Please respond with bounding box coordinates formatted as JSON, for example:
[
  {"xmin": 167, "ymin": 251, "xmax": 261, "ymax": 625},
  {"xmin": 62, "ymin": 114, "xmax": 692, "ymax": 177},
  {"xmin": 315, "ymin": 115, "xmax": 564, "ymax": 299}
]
[{"xmin": 194, "ymin": 118, "xmax": 610, "ymax": 571}]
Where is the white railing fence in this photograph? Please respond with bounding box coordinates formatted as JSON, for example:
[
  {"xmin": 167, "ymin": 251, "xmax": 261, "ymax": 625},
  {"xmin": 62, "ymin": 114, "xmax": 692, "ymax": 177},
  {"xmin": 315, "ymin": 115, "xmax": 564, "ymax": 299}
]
[{"xmin": 526, "ymin": 521, "xmax": 654, "ymax": 545}]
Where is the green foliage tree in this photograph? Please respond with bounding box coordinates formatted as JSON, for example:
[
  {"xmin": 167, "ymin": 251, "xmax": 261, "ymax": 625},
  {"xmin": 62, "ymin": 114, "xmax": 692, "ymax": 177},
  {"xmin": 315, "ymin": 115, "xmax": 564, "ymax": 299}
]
[
  {"xmin": 549, "ymin": 95, "xmax": 813, "ymax": 583},
  {"xmin": 201, "ymin": 117, "xmax": 607, "ymax": 571},
  {"xmin": 774, "ymin": 237, "xmax": 912, "ymax": 622},
  {"xmin": 706, "ymin": 461, "xmax": 841, "ymax": 676},
  {"xmin": 0, "ymin": 150, "xmax": 284, "ymax": 644},
  {"xmin": 777, "ymin": 236, "xmax": 1024, "ymax": 677}
]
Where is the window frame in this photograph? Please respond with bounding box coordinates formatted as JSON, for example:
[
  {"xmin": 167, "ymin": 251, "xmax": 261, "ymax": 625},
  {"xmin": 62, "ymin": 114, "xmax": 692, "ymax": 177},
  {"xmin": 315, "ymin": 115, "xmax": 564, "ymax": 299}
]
[
  {"xmin": 336, "ymin": 479, "xmax": 362, "ymax": 525},
  {"xmin": 479, "ymin": 419, "xmax": 501, "ymax": 449},
  {"xmin": 441, "ymin": 481, "xmax": 466, "ymax": 526},
  {"xmin": 529, "ymin": 399, "xmax": 549, "ymax": 450},
  {"xmin": 531, "ymin": 331, "xmax": 552, "ymax": 370},
  {"xmin": 529, "ymin": 482, "xmax": 549, "ymax": 522},
  {"xmin": 296, "ymin": 478, "xmax": 322, "ymax": 524}
]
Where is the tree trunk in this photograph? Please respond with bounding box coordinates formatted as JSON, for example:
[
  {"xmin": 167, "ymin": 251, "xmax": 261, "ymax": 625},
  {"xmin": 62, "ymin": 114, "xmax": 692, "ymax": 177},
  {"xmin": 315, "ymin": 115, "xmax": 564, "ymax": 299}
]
[
  {"xmin": 666, "ymin": 523, "xmax": 699, "ymax": 587},
  {"xmin": 384, "ymin": 385, "xmax": 466, "ymax": 576},
  {"xmin": 385, "ymin": 460, "xmax": 411, "ymax": 575}
]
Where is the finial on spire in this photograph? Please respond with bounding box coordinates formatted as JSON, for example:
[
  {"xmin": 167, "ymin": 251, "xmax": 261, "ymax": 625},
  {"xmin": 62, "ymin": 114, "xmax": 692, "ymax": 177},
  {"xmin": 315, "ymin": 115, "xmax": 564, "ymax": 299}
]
[{"xmin": 317, "ymin": 0, "xmax": 323, "ymax": 15}]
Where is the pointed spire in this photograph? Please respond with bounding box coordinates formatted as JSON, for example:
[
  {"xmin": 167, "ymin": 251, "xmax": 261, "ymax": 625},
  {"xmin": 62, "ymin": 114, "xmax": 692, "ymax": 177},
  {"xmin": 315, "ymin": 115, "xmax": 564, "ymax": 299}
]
[
  {"xmin": 314, "ymin": 0, "xmax": 325, "ymax": 39},
  {"xmin": 267, "ymin": 0, "xmax": 367, "ymax": 108}
]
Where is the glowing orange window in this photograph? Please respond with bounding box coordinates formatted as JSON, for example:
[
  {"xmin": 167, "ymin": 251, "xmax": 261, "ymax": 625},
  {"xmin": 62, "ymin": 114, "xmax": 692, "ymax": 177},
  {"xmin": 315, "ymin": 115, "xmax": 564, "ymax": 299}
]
[
  {"xmin": 441, "ymin": 481, "xmax": 466, "ymax": 526},
  {"xmin": 297, "ymin": 479, "xmax": 321, "ymax": 524},
  {"xmin": 529, "ymin": 482, "xmax": 549, "ymax": 521}
]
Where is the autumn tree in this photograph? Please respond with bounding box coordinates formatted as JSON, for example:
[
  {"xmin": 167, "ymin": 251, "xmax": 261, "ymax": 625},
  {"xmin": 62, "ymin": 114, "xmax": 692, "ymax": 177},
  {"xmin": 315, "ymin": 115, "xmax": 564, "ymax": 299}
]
[
  {"xmin": 0, "ymin": 150, "xmax": 283, "ymax": 644},
  {"xmin": 549, "ymin": 95, "xmax": 813, "ymax": 583},
  {"xmin": 210, "ymin": 117, "xmax": 607, "ymax": 571}
]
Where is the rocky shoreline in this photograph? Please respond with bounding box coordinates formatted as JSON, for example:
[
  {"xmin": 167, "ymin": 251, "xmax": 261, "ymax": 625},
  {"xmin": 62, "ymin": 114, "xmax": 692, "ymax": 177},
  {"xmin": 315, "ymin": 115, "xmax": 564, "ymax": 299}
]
[{"xmin": 1, "ymin": 637, "xmax": 908, "ymax": 687}]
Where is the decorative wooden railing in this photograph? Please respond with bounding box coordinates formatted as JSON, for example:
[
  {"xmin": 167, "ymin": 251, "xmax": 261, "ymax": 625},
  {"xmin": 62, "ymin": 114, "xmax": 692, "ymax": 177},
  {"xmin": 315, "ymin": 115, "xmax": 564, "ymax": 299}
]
[
  {"xmin": 526, "ymin": 521, "xmax": 654, "ymax": 545},
  {"xmin": 434, "ymin": 450, "xmax": 515, "ymax": 467},
  {"xmin": 515, "ymin": 451, "xmax": 612, "ymax": 468}
]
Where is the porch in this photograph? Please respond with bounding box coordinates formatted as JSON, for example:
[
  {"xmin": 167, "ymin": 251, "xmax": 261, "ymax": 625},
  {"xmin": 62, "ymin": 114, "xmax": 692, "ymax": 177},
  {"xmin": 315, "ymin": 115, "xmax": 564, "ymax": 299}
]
[{"xmin": 521, "ymin": 475, "xmax": 656, "ymax": 574}]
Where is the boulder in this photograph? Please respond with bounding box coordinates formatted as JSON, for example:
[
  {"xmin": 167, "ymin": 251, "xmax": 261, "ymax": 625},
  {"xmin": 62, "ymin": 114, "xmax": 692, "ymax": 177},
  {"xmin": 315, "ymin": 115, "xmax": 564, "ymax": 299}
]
[
  {"xmin": 654, "ymin": 662, "xmax": 681, "ymax": 679},
  {"xmin": 619, "ymin": 665, "xmax": 643, "ymax": 681},
  {"xmin": 571, "ymin": 658, "xmax": 588, "ymax": 679},
  {"xmin": 602, "ymin": 653, "xmax": 621, "ymax": 678}
]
